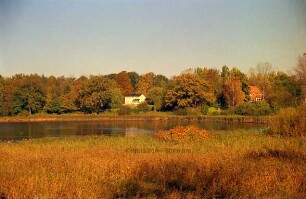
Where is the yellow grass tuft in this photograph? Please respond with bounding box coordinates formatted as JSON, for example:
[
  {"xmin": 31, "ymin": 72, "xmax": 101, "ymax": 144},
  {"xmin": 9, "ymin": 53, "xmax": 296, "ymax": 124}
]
[{"xmin": 155, "ymin": 125, "xmax": 208, "ymax": 141}]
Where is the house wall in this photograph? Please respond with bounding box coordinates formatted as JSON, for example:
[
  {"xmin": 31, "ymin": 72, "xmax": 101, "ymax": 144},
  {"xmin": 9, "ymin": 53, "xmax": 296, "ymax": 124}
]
[{"xmin": 124, "ymin": 94, "xmax": 146, "ymax": 105}]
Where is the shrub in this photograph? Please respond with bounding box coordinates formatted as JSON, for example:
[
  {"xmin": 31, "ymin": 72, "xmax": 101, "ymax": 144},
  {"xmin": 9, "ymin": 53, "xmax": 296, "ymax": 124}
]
[
  {"xmin": 235, "ymin": 101, "xmax": 273, "ymax": 116},
  {"xmin": 173, "ymin": 108, "xmax": 188, "ymax": 116},
  {"xmin": 18, "ymin": 110, "xmax": 30, "ymax": 117},
  {"xmin": 136, "ymin": 102, "xmax": 152, "ymax": 113},
  {"xmin": 155, "ymin": 125, "xmax": 208, "ymax": 141},
  {"xmin": 173, "ymin": 107, "xmax": 202, "ymax": 116},
  {"xmin": 200, "ymin": 104, "xmax": 209, "ymax": 115},
  {"xmin": 268, "ymin": 104, "xmax": 306, "ymax": 137},
  {"xmin": 118, "ymin": 106, "xmax": 132, "ymax": 115}
]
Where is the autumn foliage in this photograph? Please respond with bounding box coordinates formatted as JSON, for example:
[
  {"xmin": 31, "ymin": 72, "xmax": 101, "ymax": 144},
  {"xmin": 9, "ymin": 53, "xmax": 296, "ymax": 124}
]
[
  {"xmin": 115, "ymin": 71, "xmax": 133, "ymax": 96},
  {"xmin": 164, "ymin": 73, "xmax": 215, "ymax": 109},
  {"xmin": 223, "ymin": 77, "xmax": 246, "ymax": 107},
  {"xmin": 155, "ymin": 125, "xmax": 208, "ymax": 141},
  {"xmin": 0, "ymin": 57, "xmax": 305, "ymax": 117}
]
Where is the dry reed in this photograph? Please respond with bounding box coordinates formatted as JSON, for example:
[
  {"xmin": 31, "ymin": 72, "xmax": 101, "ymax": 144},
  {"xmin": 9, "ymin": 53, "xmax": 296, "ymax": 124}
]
[{"xmin": 0, "ymin": 131, "xmax": 305, "ymax": 198}]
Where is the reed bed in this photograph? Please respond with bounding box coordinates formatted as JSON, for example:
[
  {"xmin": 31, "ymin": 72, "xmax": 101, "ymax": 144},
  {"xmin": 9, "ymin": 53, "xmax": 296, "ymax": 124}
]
[{"xmin": 0, "ymin": 130, "xmax": 305, "ymax": 198}]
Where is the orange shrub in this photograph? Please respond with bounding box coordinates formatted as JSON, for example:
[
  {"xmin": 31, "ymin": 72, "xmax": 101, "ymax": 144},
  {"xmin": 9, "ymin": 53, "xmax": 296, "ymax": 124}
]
[{"xmin": 155, "ymin": 125, "xmax": 208, "ymax": 141}]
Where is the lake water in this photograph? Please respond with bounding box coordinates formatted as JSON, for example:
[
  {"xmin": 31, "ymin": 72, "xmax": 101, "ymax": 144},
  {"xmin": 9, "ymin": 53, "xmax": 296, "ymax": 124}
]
[{"xmin": 0, "ymin": 121, "xmax": 265, "ymax": 141}]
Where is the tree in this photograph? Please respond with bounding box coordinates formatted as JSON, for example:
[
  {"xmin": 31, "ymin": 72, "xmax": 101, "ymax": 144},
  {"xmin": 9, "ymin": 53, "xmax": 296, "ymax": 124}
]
[
  {"xmin": 223, "ymin": 77, "xmax": 245, "ymax": 107},
  {"xmin": 164, "ymin": 73, "xmax": 215, "ymax": 109},
  {"xmin": 266, "ymin": 72, "xmax": 302, "ymax": 107},
  {"xmin": 60, "ymin": 91, "xmax": 78, "ymax": 112},
  {"xmin": 44, "ymin": 93, "xmax": 62, "ymax": 114},
  {"xmin": 147, "ymin": 87, "xmax": 164, "ymax": 111},
  {"xmin": 221, "ymin": 65, "xmax": 230, "ymax": 78},
  {"xmin": 78, "ymin": 76, "xmax": 123, "ymax": 113},
  {"xmin": 127, "ymin": 71, "xmax": 140, "ymax": 93},
  {"xmin": 13, "ymin": 74, "xmax": 46, "ymax": 115},
  {"xmin": 195, "ymin": 67, "xmax": 223, "ymax": 105},
  {"xmin": 137, "ymin": 72, "xmax": 154, "ymax": 95},
  {"xmin": 105, "ymin": 73, "xmax": 116, "ymax": 81},
  {"xmin": 44, "ymin": 76, "xmax": 62, "ymax": 114},
  {"xmin": 115, "ymin": 71, "xmax": 133, "ymax": 96},
  {"xmin": 296, "ymin": 53, "xmax": 306, "ymax": 103},
  {"xmin": 0, "ymin": 76, "xmax": 5, "ymax": 116},
  {"xmin": 153, "ymin": 74, "xmax": 169, "ymax": 88},
  {"xmin": 0, "ymin": 74, "xmax": 25, "ymax": 116},
  {"xmin": 249, "ymin": 62, "xmax": 273, "ymax": 100},
  {"xmin": 230, "ymin": 67, "xmax": 249, "ymax": 95}
]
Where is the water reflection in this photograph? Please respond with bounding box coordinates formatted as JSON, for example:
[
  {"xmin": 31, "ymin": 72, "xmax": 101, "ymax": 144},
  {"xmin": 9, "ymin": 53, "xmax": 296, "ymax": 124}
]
[{"xmin": 0, "ymin": 120, "xmax": 265, "ymax": 141}]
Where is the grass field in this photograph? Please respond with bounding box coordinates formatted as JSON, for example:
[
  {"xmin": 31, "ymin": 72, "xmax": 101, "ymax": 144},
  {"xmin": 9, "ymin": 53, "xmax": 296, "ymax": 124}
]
[{"xmin": 0, "ymin": 130, "xmax": 305, "ymax": 198}]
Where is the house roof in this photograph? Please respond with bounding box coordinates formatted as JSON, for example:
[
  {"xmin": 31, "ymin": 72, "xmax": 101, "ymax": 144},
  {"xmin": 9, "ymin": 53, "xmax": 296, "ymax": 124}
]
[{"xmin": 125, "ymin": 94, "xmax": 145, "ymax": 97}]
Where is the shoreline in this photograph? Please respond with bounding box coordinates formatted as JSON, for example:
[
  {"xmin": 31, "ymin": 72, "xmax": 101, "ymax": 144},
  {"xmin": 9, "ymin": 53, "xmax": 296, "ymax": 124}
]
[{"xmin": 0, "ymin": 114, "xmax": 268, "ymax": 123}]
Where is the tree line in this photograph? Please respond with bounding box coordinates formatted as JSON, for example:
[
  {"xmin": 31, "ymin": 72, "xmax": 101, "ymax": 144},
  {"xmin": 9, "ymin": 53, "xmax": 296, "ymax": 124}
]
[{"xmin": 0, "ymin": 54, "xmax": 305, "ymax": 116}]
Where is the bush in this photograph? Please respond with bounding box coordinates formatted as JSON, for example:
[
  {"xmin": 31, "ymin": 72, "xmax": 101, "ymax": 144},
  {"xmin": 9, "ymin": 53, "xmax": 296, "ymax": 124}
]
[
  {"xmin": 173, "ymin": 107, "xmax": 202, "ymax": 116},
  {"xmin": 155, "ymin": 125, "xmax": 209, "ymax": 141},
  {"xmin": 136, "ymin": 102, "xmax": 152, "ymax": 113},
  {"xmin": 200, "ymin": 104, "xmax": 209, "ymax": 115},
  {"xmin": 18, "ymin": 110, "xmax": 30, "ymax": 117},
  {"xmin": 118, "ymin": 106, "xmax": 132, "ymax": 115},
  {"xmin": 235, "ymin": 101, "xmax": 273, "ymax": 116},
  {"xmin": 268, "ymin": 104, "xmax": 306, "ymax": 137},
  {"xmin": 173, "ymin": 108, "xmax": 188, "ymax": 116}
]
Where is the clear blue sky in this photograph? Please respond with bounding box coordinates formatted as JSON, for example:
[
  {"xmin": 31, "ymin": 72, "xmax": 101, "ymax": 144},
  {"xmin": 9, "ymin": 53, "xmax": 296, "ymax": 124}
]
[{"xmin": 0, "ymin": 0, "xmax": 305, "ymax": 77}]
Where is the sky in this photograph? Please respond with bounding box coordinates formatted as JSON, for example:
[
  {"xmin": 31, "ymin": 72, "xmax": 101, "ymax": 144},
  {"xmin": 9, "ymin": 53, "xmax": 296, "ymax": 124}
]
[{"xmin": 0, "ymin": 0, "xmax": 305, "ymax": 78}]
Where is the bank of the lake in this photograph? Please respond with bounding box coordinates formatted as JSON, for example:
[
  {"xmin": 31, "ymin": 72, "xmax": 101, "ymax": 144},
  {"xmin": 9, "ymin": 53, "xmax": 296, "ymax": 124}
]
[
  {"xmin": 0, "ymin": 112, "xmax": 268, "ymax": 123},
  {"xmin": 0, "ymin": 130, "xmax": 305, "ymax": 198}
]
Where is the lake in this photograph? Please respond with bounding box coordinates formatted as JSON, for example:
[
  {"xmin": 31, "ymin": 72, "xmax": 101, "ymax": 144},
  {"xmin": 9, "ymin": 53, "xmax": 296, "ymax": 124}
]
[{"xmin": 0, "ymin": 120, "xmax": 265, "ymax": 141}]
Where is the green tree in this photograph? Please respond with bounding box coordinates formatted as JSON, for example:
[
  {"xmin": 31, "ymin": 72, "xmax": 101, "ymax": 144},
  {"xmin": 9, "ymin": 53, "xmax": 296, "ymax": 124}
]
[
  {"xmin": 266, "ymin": 72, "xmax": 302, "ymax": 107},
  {"xmin": 105, "ymin": 73, "xmax": 117, "ymax": 81},
  {"xmin": 230, "ymin": 67, "xmax": 249, "ymax": 95},
  {"xmin": 164, "ymin": 73, "xmax": 215, "ymax": 109},
  {"xmin": 221, "ymin": 65, "xmax": 230, "ymax": 78},
  {"xmin": 147, "ymin": 87, "xmax": 164, "ymax": 111},
  {"xmin": 44, "ymin": 93, "xmax": 62, "ymax": 114},
  {"xmin": 13, "ymin": 75, "xmax": 46, "ymax": 115},
  {"xmin": 44, "ymin": 76, "xmax": 62, "ymax": 114},
  {"xmin": 195, "ymin": 67, "xmax": 223, "ymax": 105},
  {"xmin": 153, "ymin": 74, "xmax": 169, "ymax": 88},
  {"xmin": 79, "ymin": 76, "xmax": 123, "ymax": 113},
  {"xmin": 127, "ymin": 71, "xmax": 140, "ymax": 93}
]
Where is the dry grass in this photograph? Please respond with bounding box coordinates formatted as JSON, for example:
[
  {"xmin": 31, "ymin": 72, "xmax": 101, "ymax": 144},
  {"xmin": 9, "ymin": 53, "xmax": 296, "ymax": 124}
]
[
  {"xmin": 155, "ymin": 125, "xmax": 208, "ymax": 141},
  {"xmin": 0, "ymin": 131, "xmax": 305, "ymax": 198},
  {"xmin": 268, "ymin": 104, "xmax": 306, "ymax": 137}
]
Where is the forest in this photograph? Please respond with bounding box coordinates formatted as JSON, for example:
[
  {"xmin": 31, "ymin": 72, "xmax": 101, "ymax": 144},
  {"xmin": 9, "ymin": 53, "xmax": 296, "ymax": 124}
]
[{"xmin": 0, "ymin": 54, "xmax": 305, "ymax": 117}]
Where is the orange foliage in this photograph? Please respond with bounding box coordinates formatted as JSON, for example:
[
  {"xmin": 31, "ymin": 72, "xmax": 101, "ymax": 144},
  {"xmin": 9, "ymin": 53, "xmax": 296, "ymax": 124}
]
[
  {"xmin": 155, "ymin": 125, "xmax": 208, "ymax": 141},
  {"xmin": 115, "ymin": 71, "xmax": 133, "ymax": 96},
  {"xmin": 223, "ymin": 77, "xmax": 246, "ymax": 107}
]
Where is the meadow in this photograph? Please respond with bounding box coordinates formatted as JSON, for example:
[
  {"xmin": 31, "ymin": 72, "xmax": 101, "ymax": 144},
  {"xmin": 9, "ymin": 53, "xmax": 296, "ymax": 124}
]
[{"xmin": 0, "ymin": 129, "xmax": 305, "ymax": 198}]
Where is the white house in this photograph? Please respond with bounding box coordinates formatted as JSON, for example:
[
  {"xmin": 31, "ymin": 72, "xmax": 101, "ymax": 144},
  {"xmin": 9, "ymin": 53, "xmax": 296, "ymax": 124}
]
[{"xmin": 124, "ymin": 94, "xmax": 146, "ymax": 105}]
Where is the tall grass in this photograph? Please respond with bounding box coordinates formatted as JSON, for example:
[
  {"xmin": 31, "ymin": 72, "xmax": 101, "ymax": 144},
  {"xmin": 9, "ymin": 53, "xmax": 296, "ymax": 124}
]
[
  {"xmin": 0, "ymin": 131, "xmax": 305, "ymax": 198},
  {"xmin": 155, "ymin": 125, "xmax": 208, "ymax": 141},
  {"xmin": 268, "ymin": 104, "xmax": 306, "ymax": 137}
]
